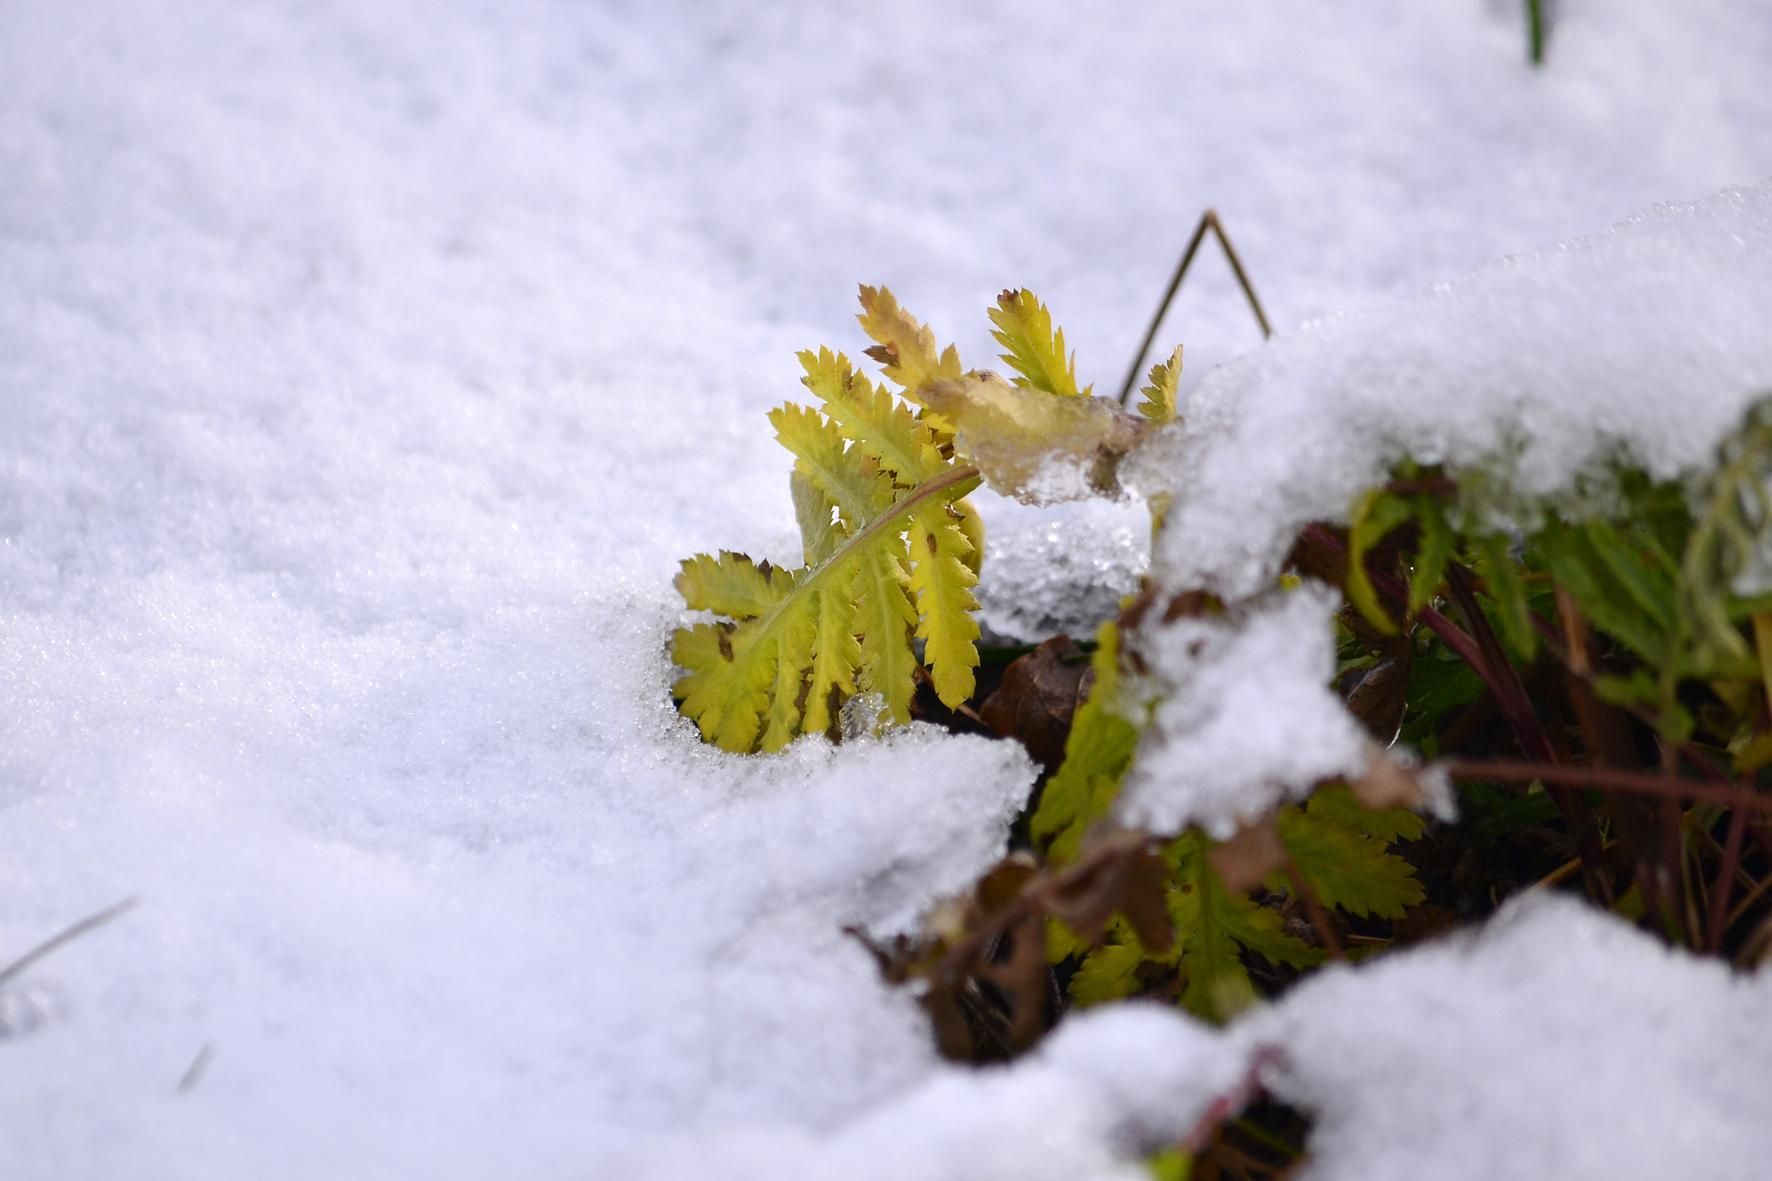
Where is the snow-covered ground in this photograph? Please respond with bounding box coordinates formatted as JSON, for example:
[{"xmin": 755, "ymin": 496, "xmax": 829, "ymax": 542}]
[{"xmin": 4, "ymin": 1, "xmax": 1771, "ymax": 1177}]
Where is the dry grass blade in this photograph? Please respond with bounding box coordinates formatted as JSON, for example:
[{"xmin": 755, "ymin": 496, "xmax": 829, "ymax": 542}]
[{"xmin": 0, "ymin": 896, "xmax": 139, "ymax": 989}]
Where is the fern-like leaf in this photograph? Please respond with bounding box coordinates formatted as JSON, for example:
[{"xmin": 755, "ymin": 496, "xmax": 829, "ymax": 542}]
[
  {"xmin": 989, "ymin": 289, "xmax": 1089, "ymax": 398},
  {"xmin": 673, "ymin": 461, "xmax": 980, "ymax": 751},
  {"xmin": 1274, "ymin": 805, "xmax": 1424, "ymax": 919},
  {"xmin": 1031, "ymin": 621, "xmax": 1138, "ymax": 863},
  {"xmin": 853, "ymin": 545, "xmax": 920, "ymax": 725},
  {"xmin": 800, "ymin": 348, "xmax": 943, "ymax": 486},
  {"xmin": 676, "ymin": 551, "xmax": 790, "ymax": 620},
  {"xmin": 1137, "ymin": 346, "xmax": 1182, "ymax": 425},
  {"xmin": 803, "ymin": 568, "xmax": 861, "ymax": 737},
  {"xmin": 771, "ymin": 399, "xmax": 891, "ymax": 530},
  {"xmin": 908, "ymin": 500, "xmax": 981, "ymax": 706},
  {"xmin": 856, "ymin": 284, "xmax": 962, "ymax": 399}
]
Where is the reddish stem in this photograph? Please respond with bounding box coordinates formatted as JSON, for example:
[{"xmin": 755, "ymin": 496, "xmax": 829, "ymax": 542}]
[{"xmin": 1444, "ymin": 759, "xmax": 1772, "ymax": 812}]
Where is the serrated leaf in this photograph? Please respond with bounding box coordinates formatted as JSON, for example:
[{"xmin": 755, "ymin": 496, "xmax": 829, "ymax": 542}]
[
  {"xmin": 761, "ymin": 577, "xmax": 817, "ymax": 751},
  {"xmin": 1169, "ymin": 854, "xmax": 1258, "ymax": 1022},
  {"xmin": 803, "ymin": 570, "xmax": 861, "ymax": 738},
  {"xmin": 1137, "ymin": 346, "xmax": 1182, "ymax": 425},
  {"xmin": 954, "ymin": 497, "xmax": 986, "ymax": 579},
  {"xmin": 1306, "ymin": 784, "xmax": 1425, "ymax": 844},
  {"xmin": 800, "ymin": 348, "xmax": 943, "ymax": 485},
  {"xmin": 771, "ymin": 400, "xmax": 889, "ymax": 532},
  {"xmin": 989, "ymin": 288, "xmax": 1089, "ymax": 398},
  {"xmin": 856, "ymin": 284, "xmax": 962, "ymax": 400},
  {"xmin": 1274, "ymin": 806, "xmax": 1424, "ymax": 919},
  {"xmin": 1474, "ymin": 531, "xmax": 1538, "ymax": 660},
  {"xmin": 1068, "ymin": 932, "xmax": 1145, "ymax": 1005},
  {"xmin": 853, "ymin": 544, "xmax": 920, "ymax": 725},
  {"xmin": 675, "ymin": 551, "xmax": 792, "ymax": 620},
  {"xmin": 673, "ymin": 600, "xmax": 809, "ymax": 754},
  {"xmin": 674, "ymin": 461, "xmax": 978, "ymax": 751},
  {"xmin": 1346, "ymin": 489, "xmax": 1412, "ymax": 634},
  {"xmin": 790, "ymin": 468, "xmax": 842, "ymax": 565},
  {"xmin": 1032, "ymin": 622, "xmax": 1139, "ymax": 863},
  {"xmin": 908, "ymin": 500, "xmax": 981, "ymax": 706},
  {"xmin": 1409, "ymin": 497, "xmax": 1454, "ymax": 613}
]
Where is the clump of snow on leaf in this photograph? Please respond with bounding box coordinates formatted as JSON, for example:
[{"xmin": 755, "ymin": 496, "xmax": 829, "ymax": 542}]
[
  {"xmin": 1133, "ymin": 183, "xmax": 1772, "ymax": 600},
  {"xmin": 1120, "ymin": 584, "xmax": 1371, "ymax": 838},
  {"xmin": 638, "ymin": 894, "xmax": 1772, "ymax": 1181}
]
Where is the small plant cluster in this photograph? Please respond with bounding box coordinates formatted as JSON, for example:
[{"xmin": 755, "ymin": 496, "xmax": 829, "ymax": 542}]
[
  {"xmin": 672, "ymin": 286, "xmax": 1168, "ymax": 753},
  {"xmin": 671, "ymin": 280, "xmax": 1772, "ymax": 1176}
]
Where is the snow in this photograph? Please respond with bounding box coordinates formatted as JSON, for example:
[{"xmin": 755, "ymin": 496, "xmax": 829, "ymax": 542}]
[
  {"xmin": 1263, "ymin": 894, "xmax": 1772, "ymax": 1181},
  {"xmin": 4, "ymin": 0, "xmax": 1772, "ymax": 1177},
  {"xmin": 1139, "ymin": 181, "xmax": 1772, "ymax": 600},
  {"xmin": 636, "ymin": 895, "xmax": 1772, "ymax": 1181},
  {"xmin": 1120, "ymin": 584, "xmax": 1374, "ymax": 838},
  {"xmin": 1124, "ymin": 181, "xmax": 1772, "ymax": 837}
]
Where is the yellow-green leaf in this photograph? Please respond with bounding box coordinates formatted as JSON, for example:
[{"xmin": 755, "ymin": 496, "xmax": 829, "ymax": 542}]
[
  {"xmin": 989, "ymin": 288, "xmax": 1089, "ymax": 398},
  {"xmin": 907, "ymin": 500, "xmax": 980, "ymax": 706},
  {"xmin": 1137, "ymin": 346, "xmax": 1182, "ymax": 425},
  {"xmin": 856, "ymin": 284, "xmax": 962, "ymax": 400}
]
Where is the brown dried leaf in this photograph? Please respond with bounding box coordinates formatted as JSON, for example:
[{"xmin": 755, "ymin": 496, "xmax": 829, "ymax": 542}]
[
  {"xmin": 1044, "ymin": 838, "xmax": 1174, "ymax": 954},
  {"xmin": 979, "ymin": 637, "xmax": 1091, "ymax": 768},
  {"xmin": 1341, "ymin": 641, "xmax": 1412, "ymax": 744}
]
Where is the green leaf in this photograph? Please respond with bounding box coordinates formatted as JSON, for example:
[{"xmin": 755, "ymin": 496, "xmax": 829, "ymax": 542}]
[
  {"xmin": 802, "ymin": 569, "xmax": 861, "ymax": 738},
  {"xmin": 1305, "ymin": 784, "xmax": 1425, "ymax": 844},
  {"xmin": 853, "ymin": 546, "xmax": 920, "ymax": 725},
  {"xmin": 1137, "ymin": 346, "xmax": 1182, "ymax": 425},
  {"xmin": 675, "ymin": 551, "xmax": 792, "ymax": 620},
  {"xmin": 855, "ymin": 284, "xmax": 962, "ymax": 400},
  {"xmin": 988, "ymin": 288, "xmax": 1089, "ymax": 398},
  {"xmin": 673, "ymin": 463, "xmax": 979, "ymax": 752},
  {"xmin": 1031, "ymin": 622, "xmax": 1139, "ymax": 863},
  {"xmin": 1409, "ymin": 496, "xmax": 1454, "ymax": 614},
  {"xmin": 907, "ymin": 500, "xmax": 981, "ymax": 707},
  {"xmin": 1068, "ymin": 934, "xmax": 1145, "ymax": 1005},
  {"xmin": 1474, "ymin": 531, "xmax": 1538, "ymax": 660},
  {"xmin": 1275, "ymin": 806, "xmax": 1424, "ymax": 919},
  {"xmin": 799, "ymin": 348, "xmax": 943, "ymax": 486},
  {"xmin": 771, "ymin": 399, "xmax": 891, "ymax": 531},
  {"xmin": 1346, "ymin": 489, "xmax": 1412, "ymax": 634}
]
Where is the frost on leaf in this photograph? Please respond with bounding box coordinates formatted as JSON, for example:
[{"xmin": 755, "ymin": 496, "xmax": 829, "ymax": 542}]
[{"xmin": 921, "ymin": 371, "xmax": 1146, "ymax": 504}]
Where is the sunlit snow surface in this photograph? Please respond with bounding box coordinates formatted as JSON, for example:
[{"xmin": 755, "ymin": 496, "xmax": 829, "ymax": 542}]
[
  {"xmin": 4, "ymin": 0, "xmax": 1772, "ymax": 1177},
  {"xmin": 656, "ymin": 894, "xmax": 1772, "ymax": 1181}
]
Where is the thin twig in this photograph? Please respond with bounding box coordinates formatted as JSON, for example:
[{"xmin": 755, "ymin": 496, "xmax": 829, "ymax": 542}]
[
  {"xmin": 1116, "ymin": 209, "xmax": 1273, "ymax": 407},
  {"xmin": 0, "ymin": 896, "xmax": 139, "ymax": 989},
  {"xmin": 1706, "ymin": 799, "xmax": 1752, "ymax": 952},
  {"xmin": 1443, "ymin": 563, "xmax": 1558, "ymax": 765}
]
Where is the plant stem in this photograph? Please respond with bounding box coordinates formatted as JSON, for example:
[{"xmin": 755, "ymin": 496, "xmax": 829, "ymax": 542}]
[
  {"xmin": 1706, "ymin": 798, "xmax": 1752, "ymax": 951},
  {"xmin": 1444, "ymin": 759, "xmax": 1772, "ymax": 812}
]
